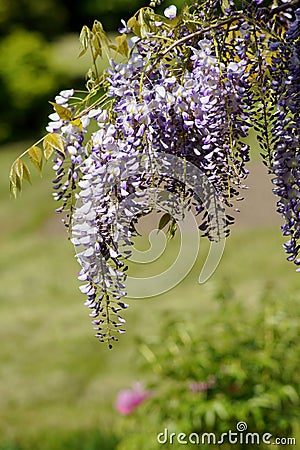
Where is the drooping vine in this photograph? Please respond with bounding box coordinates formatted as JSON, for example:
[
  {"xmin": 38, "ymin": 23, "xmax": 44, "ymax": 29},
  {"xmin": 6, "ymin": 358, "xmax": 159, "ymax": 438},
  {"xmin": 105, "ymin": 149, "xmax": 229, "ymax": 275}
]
[{"xmin": 10, "ymin": 0, "xmax": 300, "ymax": 347}]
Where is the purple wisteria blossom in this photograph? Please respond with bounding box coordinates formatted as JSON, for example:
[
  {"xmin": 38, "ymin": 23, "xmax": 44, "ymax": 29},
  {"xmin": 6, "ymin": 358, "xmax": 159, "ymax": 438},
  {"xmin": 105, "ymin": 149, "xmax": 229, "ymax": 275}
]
[
  {"xmin": 271, "ymin": 9, "xmax": 300, "ymax": 267},
  {"xmin": 34, "ymin": 1, "xmax": 300, "ymax": 346},
  {"xmin": 64, "ymin": 33, "xmax": 254, "ymax": 344}
]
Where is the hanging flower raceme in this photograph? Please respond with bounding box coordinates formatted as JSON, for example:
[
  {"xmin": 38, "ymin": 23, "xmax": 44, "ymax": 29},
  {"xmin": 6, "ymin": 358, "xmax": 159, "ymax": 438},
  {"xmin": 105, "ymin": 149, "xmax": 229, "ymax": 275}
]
[
  {"xmin": 270, "ymin": 8, "xmax": 300, "ymax": 268},
  {"xmin": 10, "ymin": 0, "xmax": 300, "ymax": 347}
]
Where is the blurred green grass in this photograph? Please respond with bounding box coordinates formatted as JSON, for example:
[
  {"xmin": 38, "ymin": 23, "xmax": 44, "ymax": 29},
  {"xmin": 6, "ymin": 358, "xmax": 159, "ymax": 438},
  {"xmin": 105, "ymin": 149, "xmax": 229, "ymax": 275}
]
[{"xmin": 1, "ymin": 133, "xmax": 299, "ymax": 448}]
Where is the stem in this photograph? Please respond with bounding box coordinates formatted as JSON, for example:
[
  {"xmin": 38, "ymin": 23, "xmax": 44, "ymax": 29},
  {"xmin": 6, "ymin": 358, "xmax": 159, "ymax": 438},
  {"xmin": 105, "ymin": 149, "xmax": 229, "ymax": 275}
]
[
  {"xmin": 13, "ymin": 136, "xmax": 45, "ymax": 162},
  {"xmin": 161, "ymin": 14, "xmax": 242, "ymax": 56}
]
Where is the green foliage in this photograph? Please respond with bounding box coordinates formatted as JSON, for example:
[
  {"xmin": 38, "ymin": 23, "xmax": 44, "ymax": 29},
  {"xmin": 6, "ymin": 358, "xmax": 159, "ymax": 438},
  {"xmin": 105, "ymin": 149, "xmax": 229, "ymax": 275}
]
[
  {"xmin": 78, "ymin": 19, "xmax": 130, "ymax": 88},
  {"xmin": 0, "ymin": 29, "xmax": 58, "ymax": 109},
  {"xmin": 0, "ymin": 0, "xmax": 67, "ymax": 38},
  {"xmin": 9, "ymin": 132, "xmax": 67, "ymax": 196},
  {"xmin": 28, "ymin": 146, "xmax": 43, "ymax": 173},
  {"xmin": 117, "ymin": 286, "xmax": 300, "ymax": 449}
]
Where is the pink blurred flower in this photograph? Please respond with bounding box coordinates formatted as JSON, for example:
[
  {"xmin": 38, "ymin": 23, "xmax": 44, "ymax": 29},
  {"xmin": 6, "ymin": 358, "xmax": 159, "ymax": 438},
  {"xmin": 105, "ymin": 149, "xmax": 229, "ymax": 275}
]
[{"xmin": 115, "ymin": 383, "xmax": 150, "ymax": 415}]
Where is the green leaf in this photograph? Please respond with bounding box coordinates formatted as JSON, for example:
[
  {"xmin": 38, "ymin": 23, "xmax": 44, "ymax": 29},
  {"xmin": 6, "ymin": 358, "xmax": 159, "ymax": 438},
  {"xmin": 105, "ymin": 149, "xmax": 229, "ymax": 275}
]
[
  {"xmin": 28, "ymin": 145, "xmax": 43, "ymax": 173},
  {"xmin": 158, "ymin": 213, "xmax": 172, "ymax": 230},
  {"xmin": 127, "ymin": 16, "xmax": 141, "ymax": 37},
  {"xmin": 10, "ymin": 166, "xmax": 22, "ymax": 192},
  {"xmin": 13, "ymin": 158, "xmax": 32, "ymax": 190},
  {"xmin": 138, "ymin": 9, "xmax": 156, "ymax": 38},
  {"xmin": 212, "ymin": 400, "xmax": 228, "ymax": 420},
  {"xmin": 43, "ymin": 133, "xmax": 65, "ymax": 160},
  {"xmin": 10, "ymin": 179, "xmax": 17, "ymax": 198},
  {"xmin": 138, "ymin": 10, "xmax": 151, "ymax": 39},
  {"xmin": 92, "ymin": 33, "xmax": 102, "ymax": 59},
  {"xmin": 90, "ymin": 21, "xmax": 111, "ymax": 59},
  {"xmin": 92, "ymin": 20, "xmax": 108, "ymax": 45},
  {"xmin": 9, "ymin": 165, "xmax": 20, "ymax": 197},
  {"xmin": 49, "ymin": 102, "xmax": 72, "ymax": 121},
  {"xmin": 15, "ymin": 158, "xmax": 23, "ymax": 180},
  {"xmin": 115, "ymin": 34, "xmax": 129, "ymax": 57},
  {"xmin": 168, "ymin": 219, "xmax": 177, "ymax": 240},
  {"xmin": 281, "ymin": 385, "xmax": 299, "ymax": 404},
  {"xmin": 70, "ymin": 118, "xmax": 83, "ymax": 129},
  {"xmin": 108, "ymin": 43, "xmax": 117, "ymax": 52},
  {"xmin": 22, "ymin": 161, "xmax": 31, "ymax": 184},
  {"xmin": 79, "ymin": 25, "xmax": 91, "ymax": 57},
  {"xmin": 78, "ymin": 47, "xmax": 88, "ymax": 58},
  {"xmin": 15, "ymin": 173, "xmax": 22, "ymax": 192},
  {"xmin": 127, "ymin": 16, "xmax": 136, "ymax": 29},
  {"xmin": 204, "ymin": 408, "xmax": 216, "ymax": 429}
]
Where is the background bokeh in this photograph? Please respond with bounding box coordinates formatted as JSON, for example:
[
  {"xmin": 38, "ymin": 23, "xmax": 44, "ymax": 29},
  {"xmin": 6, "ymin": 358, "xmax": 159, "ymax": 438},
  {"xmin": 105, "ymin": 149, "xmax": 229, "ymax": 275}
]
[
  {"xmin": 0, "ymin": 0, "xmax": 182, "ymax": 143},
  {"xmin": 0, "ymin": 1, "xmax": 299, "ymax": 449}
]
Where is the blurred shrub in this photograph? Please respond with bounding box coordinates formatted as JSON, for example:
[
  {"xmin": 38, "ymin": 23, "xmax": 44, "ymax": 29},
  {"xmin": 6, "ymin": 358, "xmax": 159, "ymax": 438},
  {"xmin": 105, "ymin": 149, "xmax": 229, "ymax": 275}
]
[
  {"xmin": 0, "ymin": 0, "xmax": 185, "ymax": 35},
  {"xmin": 0, "ymin": 0, "xmax": 67, "ymax": 38},
  {"xmin": 0, "ymin": 29, "xmax": 68, "ymax": 142},
  {"xmin": 117, "ymin": 285, "xmax": 300, "ymax": 449}
]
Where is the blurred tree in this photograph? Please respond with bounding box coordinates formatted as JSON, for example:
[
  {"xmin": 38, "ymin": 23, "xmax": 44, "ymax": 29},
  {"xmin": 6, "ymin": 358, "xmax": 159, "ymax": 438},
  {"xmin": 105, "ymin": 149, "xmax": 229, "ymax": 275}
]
[
  {"xmin": 0, "ymin": 0, "xmax": 67, "ymax": 38},
  {"xmin": 0, "ymin": 0, "xmax": 69, "ymax": 142},
  {"xmin": 0, "ymin": 0, "xmax": 151, "ymax": 36},
  {"xmin": 0, "ymin": 0, "xmax": 184, "ymax": 143},
  {"xmin": 0, "ymin": 29, "xmax": 67, "ymax": 141},
  {"xmin": 0, "ymin": 0, "xmax": 185, "ymax": 37}
]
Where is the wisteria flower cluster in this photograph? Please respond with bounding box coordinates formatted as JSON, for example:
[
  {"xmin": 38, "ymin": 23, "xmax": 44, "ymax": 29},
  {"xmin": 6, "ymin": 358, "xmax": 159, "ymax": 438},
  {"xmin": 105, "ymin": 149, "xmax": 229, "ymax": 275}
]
[
  {"xmin": 270, "ymin": 8, "xmax": 300, "ymax": 267},
  {"xmin": 10, "ymin": 0, "xmax": 300, "ymax": 347}
]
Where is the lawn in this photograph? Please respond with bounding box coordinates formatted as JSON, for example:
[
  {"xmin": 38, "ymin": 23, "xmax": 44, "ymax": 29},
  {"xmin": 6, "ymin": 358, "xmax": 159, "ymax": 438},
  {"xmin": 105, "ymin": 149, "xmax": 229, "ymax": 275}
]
[{"xmin": 0, "ymin": 134, "xmax": 299, "ymax": 448}]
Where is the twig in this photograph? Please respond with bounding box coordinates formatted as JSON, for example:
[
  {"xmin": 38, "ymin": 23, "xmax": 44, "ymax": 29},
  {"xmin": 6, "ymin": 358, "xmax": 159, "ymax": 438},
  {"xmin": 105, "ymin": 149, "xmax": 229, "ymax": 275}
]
[{"xmin": 161, "ymin": 15, "xmax": 242, "ymax": 56}]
